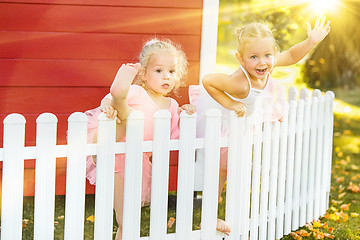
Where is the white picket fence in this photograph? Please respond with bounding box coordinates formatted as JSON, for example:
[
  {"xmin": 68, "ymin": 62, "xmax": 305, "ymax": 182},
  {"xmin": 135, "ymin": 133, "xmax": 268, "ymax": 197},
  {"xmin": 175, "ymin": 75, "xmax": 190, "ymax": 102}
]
[{"xmin": 0, "ymin": 87, "xmax": 334, "ymax": 240}]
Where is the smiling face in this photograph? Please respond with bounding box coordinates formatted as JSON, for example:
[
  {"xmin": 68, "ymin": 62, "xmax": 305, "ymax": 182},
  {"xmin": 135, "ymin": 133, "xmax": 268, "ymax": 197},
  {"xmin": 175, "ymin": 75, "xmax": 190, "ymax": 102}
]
[
  {"xmin": 237, "ymin": 37, "xmax": 275, "ymax": 81},
  {"xmin": 143, "ymin": 51, "xmax": 178, "ymax": 96}
]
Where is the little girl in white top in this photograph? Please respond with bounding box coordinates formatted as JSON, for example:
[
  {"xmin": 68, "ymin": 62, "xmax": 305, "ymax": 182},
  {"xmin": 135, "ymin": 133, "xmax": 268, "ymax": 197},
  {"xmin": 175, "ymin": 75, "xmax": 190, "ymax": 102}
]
[{"xmin": 190, "ymin": 16, "xmax": 331, "ymax": 235}]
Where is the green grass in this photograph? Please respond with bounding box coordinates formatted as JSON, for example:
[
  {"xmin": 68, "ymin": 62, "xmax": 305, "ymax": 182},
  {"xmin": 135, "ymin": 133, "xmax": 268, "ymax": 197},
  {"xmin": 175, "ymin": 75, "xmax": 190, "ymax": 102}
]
[{"xmin": 21, "ymin": 195, "xmax": 97, "ymax": 239}]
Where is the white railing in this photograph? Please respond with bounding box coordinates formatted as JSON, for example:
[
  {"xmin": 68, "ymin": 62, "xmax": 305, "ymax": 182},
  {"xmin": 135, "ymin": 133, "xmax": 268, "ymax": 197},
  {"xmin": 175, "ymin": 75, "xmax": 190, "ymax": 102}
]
[{"xmin": 0, "ymin": 87, "xmax": 334, "ymax": 240}]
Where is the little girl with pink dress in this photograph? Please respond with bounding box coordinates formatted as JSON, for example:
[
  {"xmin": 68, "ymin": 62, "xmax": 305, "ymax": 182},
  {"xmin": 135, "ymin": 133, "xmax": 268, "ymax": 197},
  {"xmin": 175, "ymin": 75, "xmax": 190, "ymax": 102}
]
[{"xmin": 84, "ymin": 38, "xmax": 196, "ymax": 240}]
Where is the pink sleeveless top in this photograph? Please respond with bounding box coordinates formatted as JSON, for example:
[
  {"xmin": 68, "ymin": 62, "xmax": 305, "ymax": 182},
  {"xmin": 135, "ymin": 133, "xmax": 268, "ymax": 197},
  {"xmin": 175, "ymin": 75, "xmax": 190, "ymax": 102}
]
[{"xmin": 85, "ymin": 85, "xmax": 180, "ymax": 205}]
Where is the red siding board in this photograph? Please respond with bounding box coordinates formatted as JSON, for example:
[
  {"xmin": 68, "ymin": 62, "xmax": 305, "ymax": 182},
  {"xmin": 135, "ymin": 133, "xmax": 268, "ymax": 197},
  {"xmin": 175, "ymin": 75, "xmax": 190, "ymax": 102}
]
[
  {"xmin": 0, "ymin": 31, "xmax": 201, "ymax": 61},
  {"xmin": 0, "ymin": 86, "xmax": 192, "ymax": 114},
  {"xmin": 0, "ymin": 59, "xmax": 200, "ymax": 87},
  {"xmin": 0, "ymin": 3, "xmax": 202, "ymax": 35},
  {"xmin": 1, "ymin": 0, "xmax": 203, "ymax": 8},
  {"xmin": 0, "ymin": 87, "xmax": 109, "ymax": 114}
]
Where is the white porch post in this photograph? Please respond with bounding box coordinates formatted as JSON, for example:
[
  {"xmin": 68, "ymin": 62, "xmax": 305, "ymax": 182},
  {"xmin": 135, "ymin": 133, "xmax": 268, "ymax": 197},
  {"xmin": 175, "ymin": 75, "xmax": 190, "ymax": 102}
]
[{"xmin": 199, "ymin": 0, "xmax": 220, "ymax": 81}]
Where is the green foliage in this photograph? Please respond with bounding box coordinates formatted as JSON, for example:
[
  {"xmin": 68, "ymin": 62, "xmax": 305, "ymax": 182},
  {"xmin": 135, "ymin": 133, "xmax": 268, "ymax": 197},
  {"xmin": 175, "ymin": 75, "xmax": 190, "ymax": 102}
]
[
  {"xmin": 218, "ymin": 1, "xmax": 306, "ymax": 52},
  {"xmin": 303, "ymin": 1, "xmax": 360, "ymax": 89}
]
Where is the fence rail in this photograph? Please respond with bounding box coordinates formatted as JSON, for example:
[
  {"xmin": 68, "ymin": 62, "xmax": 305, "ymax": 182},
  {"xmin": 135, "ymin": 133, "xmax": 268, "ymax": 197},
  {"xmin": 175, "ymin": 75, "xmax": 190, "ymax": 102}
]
[{"xmin": 0, "ymin": 87, "xmax": 334, "ymax": 240}]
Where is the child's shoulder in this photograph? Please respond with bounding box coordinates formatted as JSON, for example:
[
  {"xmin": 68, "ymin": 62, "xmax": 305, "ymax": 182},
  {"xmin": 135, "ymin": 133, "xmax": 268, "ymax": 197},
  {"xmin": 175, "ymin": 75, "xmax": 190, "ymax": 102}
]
[
  {"xmin": 126, "ymin": 84, "xmax": 144, "ymax": 101},
  {"xmin": 130, "ymin": 84, "xmax": 142, "ymax": 91},
  {"xmin": 169, "ymin": 97, "xmax": 179, "ymax": 107},
  {"xmin": 230, "ymin": 68, "xmax": 251, "ymax": 87},
  {"xmin": 129, "ymin": 84, "xmax": 144, "ymax": 95},
  {"xmin": 203, "ymin": 72, "xmax": 231, "ymax": 82}
]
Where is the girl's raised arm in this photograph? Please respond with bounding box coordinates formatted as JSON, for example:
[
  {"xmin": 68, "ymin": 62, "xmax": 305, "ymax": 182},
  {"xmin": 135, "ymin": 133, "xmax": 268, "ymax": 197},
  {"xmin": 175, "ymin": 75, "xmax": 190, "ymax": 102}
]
[
  {"xmin": 110, "ymin": 63, "xmax": 141, "ymax": 121},
  {"xmin": 275, "ymin": 16, "xmax": 331, "ymax": 67}
]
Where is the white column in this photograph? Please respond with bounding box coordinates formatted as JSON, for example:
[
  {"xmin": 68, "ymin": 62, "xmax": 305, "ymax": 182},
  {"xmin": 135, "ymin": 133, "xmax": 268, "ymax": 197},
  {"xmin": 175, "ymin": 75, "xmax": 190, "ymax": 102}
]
[{"xmin": 199, "ymin": 0, "xmax": 219, "ymax": 81}]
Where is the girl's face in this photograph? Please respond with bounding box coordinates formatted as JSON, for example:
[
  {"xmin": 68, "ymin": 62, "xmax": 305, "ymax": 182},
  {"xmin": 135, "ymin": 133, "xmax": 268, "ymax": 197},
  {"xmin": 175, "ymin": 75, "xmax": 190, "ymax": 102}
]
[
  {"xmin": 143, "ymin": 51, "xmax": 178, "ymax": 95},
  {"xmin": 237, "ymin": 37, "xmax": 275, "ymax": 81}
]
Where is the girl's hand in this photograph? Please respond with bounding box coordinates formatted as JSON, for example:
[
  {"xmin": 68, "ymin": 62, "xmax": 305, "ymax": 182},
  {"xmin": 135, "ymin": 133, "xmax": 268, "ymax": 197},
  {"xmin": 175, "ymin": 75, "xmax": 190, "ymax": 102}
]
[
  {"xmin": 307, "ymin": 16, "xmax": 331, "ymax": 45},
  {"xmin": 178, "ymin": 104, "xmax": 197, "ymax": 115},
  {"xmin": 100, "ymin": 104, "xmax": 121, "ymax": 123},
  {"xmin": 111, "ymin": 63, "xmax": 141, "ymax": 99},
  {"xmin": 228, "ymin": 102, "xmax": 246, "ymax": 118}
]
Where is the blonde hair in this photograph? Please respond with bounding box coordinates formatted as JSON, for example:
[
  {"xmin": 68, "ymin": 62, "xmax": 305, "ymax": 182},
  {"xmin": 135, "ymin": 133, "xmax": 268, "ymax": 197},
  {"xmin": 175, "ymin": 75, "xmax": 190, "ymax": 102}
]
[
  {"xmin": 235, "ymin": 22, "xmax": 278, "ymax": 56},
  {"xmin": 134, "ymin": 38, "xmax": 188, "ymax": 92}
]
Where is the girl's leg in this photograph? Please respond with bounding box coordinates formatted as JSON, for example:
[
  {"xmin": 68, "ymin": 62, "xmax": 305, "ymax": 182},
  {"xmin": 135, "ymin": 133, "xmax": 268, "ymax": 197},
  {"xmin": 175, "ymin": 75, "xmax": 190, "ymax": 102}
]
[
  {"xmin": 217, "ymin": 167, "xmax": 231, "ymax": 236},
  {"xmin": 114, "ymin": 172, "xmax": 124, "ymax": 240}
]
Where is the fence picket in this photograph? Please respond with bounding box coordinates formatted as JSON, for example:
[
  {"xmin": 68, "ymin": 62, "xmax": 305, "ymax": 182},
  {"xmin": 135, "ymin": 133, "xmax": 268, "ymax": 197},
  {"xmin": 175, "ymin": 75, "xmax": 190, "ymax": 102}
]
[
  {"xmin": 314, "ymin": 94, "xmax": 325, "ymax": 219},
  {"xmin": 176, "ymin": 112, "xmax": 197, "ymax": 239},
  {"xmin": 1, "ymin": 114, "xmax": 26, "ymax": 240},
  {"xmin": 288, "ymin": 86, "xmax": 298, "ymax": 102},
  {"xmin": 225, "ymin": 112, "xmax": 243, "ymax": 240},
  {"xmin": 324, "ymin": 92, "xmax": 335, "ymax": 211},
  {"xmin": 34, "ymin": 113, "xmax": 58, "ymax": 240},
  {"xmin": 300, "ymin": 97, "xmax": 311, "ymax": 226},
  {"xmin": 122, "ymin": 111, "xmax": 144, "ymax": 240},
  {"xmin": 94, "ymin": 112, "xmax": 116, "ymax": 240},
  {"xmin": 150, "ymin": 110, "xmax": 171, "ymax": 240},
  {"xmin": 275, "ymin": 108, "xmax": 289, "ymax": 239},
  {"xmin": 267, "ymin": 121, "xmax": 280, "ymax": 240},
  {"xmin": 249, "ymin": 120, "xmax": 263, "ymax": 240},
  {"xmin": 292, "ymin": 99, "xmax": 304, "ymax": 230},
  {"xmin": 201, "ymin": 109, "xmax": 221, "ymax": 240},
  {"xmin": 259, "ymin": 121, "xmax": 272, "ymax": 239},
  {"xmin": 240, "ymin": 117, "xmax": 254, "ymax": 240},
  {"xmin": 64, "ymin": 112, "xmax": 88, "ymax": 240},
  {"xmin": 284, "ymin": 99, "xmax": 297, "ymax": 235},
  {"xmin": 307, "ymin": 96, "xmax": 319, "ymax": 222},
  {"xmin": 320, "ymin": 93, "xmax": 333, "ymax": 216}
]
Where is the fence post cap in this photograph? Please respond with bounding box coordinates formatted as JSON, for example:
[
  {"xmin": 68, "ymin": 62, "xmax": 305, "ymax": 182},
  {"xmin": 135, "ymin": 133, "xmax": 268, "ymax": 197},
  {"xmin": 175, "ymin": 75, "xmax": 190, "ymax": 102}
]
[
  {"xmin": 180, "ymin": 110, "xmax": 197, "ymax": 118},
  {"xmin": 3, "ymin": 113, "xmax": 26, "ymax": 124},
  {"xmin": 128, "ymin": 110, "xmax": 144, "ymax": 120},
  {"xmin": 325, "ymin": 91, "xmax": 335, "ymax": 99},
  {"xmin": 205, "ymin": 108, "xmax": 221, "ymax": 117},
  {"xmin": 312, "ymin": 89, "xmax": 322, "ymax": 98},
  {"xmin": 300, "ymin": 88, "xmax": 310, "ymax": 99},
  {"xmin": 36, "ymin": 112, "xmax": 58, "ymax": 123},
  {"xmin": 68, "ymin": 112, "xmax": 88, "ymax": 122},
  {"xmin": 154, "ymin": 109, "xmax": 171, "ymax": 119},
  {"xmin": 288, "ymin": 87, "xmax": 298, "ymax": 101},
  {"xmin": 297, "ymin": 98, "xmax": 305, "ymax": 106}
]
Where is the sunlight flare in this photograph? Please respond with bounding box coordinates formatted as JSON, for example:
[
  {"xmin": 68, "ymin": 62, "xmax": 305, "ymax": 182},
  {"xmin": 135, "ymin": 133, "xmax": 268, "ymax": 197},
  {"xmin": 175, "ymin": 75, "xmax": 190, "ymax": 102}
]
[{"xmin": 303, "ymin": 0, "xmax": 340, "ymax": 14}]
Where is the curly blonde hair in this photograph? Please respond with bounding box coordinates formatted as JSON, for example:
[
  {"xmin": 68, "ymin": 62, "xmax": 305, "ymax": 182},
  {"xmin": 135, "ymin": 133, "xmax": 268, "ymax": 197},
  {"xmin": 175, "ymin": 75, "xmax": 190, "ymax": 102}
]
[
  {"xmin": 236, "ymin": 22, "xmax": 278, "ymax": 56},
  {"xmin": 134, "ymin": 38, "xmax": 188, "ymax": 93}
]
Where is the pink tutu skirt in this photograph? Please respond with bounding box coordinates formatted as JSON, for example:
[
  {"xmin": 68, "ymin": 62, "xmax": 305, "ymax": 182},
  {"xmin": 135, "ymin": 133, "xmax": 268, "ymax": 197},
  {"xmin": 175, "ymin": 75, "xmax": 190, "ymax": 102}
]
[{"xmin": 85, "ymin": 107, "xmax": 152, "ymax": 206}]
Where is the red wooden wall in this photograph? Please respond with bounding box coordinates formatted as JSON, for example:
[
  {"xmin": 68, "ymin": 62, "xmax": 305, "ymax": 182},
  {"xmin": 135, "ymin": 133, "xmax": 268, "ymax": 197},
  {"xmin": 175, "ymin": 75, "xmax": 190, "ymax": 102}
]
[{"xmin": 0, "ymin": 0, "xmax": 203, "ymax": 195}]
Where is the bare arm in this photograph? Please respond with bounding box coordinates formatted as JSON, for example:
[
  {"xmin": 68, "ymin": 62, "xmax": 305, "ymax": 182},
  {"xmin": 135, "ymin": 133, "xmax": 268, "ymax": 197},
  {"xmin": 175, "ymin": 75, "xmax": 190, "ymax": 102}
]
[
  {"xmin": 110, "ymin": 63, "xmax": 141, "ymax": 121},
  {"xmin": 276, "ymin": 16, "xmax": 331, "ymax": 67},
  {"xmin": 202, "ymin": 73, "xmax": 246, "ymax": 117},
  {"xmin": 203, "ymin": 73, "xmax": 235, "ymax": 109}
]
